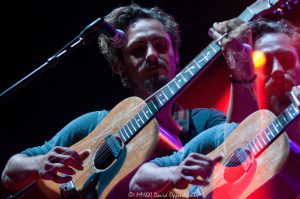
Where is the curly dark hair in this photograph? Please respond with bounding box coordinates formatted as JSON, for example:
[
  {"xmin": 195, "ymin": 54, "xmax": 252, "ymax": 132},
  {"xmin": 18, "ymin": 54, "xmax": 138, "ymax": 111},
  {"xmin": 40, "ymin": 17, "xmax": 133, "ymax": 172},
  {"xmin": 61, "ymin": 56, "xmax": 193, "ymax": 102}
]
[
  {"xmin": 250, "ymin": 18, "xmax": 300, "ymax": 55},
  {"xmin": 98, "ymin": 4, "xmax": 181, "ymax": 74}
]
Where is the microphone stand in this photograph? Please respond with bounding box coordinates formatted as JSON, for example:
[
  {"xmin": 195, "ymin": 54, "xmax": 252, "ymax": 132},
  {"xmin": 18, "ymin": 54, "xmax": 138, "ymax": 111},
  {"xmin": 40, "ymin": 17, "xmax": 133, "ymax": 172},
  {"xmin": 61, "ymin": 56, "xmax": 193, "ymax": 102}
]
[{"xmin": 0, "ymin": 17, "xmax": 106, "ymax": 105}]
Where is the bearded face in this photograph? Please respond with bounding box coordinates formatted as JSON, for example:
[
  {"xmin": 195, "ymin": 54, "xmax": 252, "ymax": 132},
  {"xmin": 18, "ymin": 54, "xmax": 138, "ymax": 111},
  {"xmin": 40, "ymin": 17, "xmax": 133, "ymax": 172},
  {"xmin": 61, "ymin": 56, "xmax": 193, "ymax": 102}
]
[
  {"xmin": 120, "ymin": 19, "xmax": 178, "ymax": 99},
  {"xmin": 254, "ymin": 33, "xmax": 300, "ymax": 115}
]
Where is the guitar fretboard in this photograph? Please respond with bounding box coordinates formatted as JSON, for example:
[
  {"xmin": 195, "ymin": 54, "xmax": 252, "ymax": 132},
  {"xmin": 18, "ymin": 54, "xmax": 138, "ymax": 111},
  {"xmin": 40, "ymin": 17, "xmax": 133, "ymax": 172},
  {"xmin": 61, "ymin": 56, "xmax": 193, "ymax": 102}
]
[{"xmin": 248, "ymin": 104, "xmax": 300, "ymax": 156}]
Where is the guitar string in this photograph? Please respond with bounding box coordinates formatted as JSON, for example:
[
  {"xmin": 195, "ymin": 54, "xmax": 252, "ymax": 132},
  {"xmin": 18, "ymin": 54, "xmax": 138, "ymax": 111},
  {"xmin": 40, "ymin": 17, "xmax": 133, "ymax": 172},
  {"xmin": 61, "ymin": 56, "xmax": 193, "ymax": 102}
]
[
  {"xmin": 200, "ymin": 153, "xmax": 252, "ymax": 196},
  {"xmin": 201, "ymin": 134, "xmax": 252, "ymax": 193},
  {"xmin": 92, "ymin": 133, "xmax": 120, "ymax": 166},
  {"xmin": 171, "ymin": 146, "xmax": 256, "ymax": 197}
]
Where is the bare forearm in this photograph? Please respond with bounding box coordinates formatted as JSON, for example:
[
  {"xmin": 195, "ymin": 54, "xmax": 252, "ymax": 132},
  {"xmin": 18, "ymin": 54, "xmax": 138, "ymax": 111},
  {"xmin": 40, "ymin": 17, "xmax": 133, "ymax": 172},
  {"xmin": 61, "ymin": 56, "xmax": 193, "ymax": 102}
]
[
  {"xmin": 227, "ymin": 83, "xmax": 259, "ymax": 123},
  {"xmin": 129, "ymin": 163, "xmax": 175, "ymax": 193},
  {"xmin": 2, "ymin": 154, "xmax": 41, "ymax": 191}
]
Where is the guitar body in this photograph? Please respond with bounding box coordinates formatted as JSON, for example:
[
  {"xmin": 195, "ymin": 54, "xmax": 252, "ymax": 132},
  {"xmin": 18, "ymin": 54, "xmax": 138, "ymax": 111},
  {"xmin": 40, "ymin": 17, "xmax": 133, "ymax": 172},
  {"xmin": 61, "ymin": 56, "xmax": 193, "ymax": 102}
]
[
  {"xmin": 171, "ymin": 109, "xmax": 289, "ymax": 199},
  {"xmin": 18, "ymin": 97, "xmax": 160, "ymax": 199}
]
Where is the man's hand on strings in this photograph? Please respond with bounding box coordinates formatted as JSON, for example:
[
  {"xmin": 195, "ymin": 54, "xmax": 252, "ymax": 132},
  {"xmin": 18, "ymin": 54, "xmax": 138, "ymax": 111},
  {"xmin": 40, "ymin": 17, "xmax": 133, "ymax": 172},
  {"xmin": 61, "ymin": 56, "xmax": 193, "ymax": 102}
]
[
  {"xmin": 172, "ymin": 153, "xmax": 222, "ymax": 189},
  {"xmin": 37, "ymin": 146, "xmax": 90, "ymax": 183}
]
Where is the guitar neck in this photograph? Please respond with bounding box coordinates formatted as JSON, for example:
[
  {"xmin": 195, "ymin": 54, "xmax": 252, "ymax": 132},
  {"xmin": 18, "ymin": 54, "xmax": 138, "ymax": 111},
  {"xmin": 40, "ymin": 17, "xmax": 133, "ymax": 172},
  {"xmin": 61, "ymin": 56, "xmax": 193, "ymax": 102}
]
[{"xmin": 248, "ymin": 104, "xmax": 300, "ymax": 157}]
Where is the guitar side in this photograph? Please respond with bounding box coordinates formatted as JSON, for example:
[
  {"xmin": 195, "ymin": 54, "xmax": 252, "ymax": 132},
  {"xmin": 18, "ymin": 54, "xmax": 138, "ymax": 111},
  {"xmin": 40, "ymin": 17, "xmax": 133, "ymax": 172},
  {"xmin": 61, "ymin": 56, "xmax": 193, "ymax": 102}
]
[{"xmin": 170, "ymin": 109, "xmax": 289, "ymax": 199}]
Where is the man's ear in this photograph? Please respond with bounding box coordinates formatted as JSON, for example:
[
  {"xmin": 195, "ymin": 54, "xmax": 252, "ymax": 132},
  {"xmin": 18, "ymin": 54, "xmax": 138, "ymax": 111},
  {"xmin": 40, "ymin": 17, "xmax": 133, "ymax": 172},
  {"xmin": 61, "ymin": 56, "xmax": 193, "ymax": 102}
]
[{"xmin": 112, "ymin": 60, "xmax": 130, "ymax": 88}]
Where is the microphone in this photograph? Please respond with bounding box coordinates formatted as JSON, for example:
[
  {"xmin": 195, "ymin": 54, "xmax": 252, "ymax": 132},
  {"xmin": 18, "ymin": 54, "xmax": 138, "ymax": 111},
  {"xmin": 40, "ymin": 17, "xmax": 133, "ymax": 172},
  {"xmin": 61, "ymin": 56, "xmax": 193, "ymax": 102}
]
[{"xmin": 80, "ymin": 18, "xmax": 127, "ymax": 48}]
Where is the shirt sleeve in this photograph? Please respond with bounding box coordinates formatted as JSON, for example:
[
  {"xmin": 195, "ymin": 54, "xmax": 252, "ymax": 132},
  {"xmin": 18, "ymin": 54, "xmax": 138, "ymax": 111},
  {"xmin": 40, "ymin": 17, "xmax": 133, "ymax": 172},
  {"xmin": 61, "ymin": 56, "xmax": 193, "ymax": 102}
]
[
  {"xmin": 206, "ymin": 108, "xmax": 227, "ymax": 128},
  {"xmin": 151, "ymin": 108, "xmax": 227, "ymax": 167},
  {"xmin": 150, "ymin": 150, "xmax": 183, "ymax": 167},
  {"xmin": 192, "ymin": 108, "xmax": 226, "ymax": 131},
  {"xmin": 21, "ymin": 110, "xmax": 108, "ymax": 156}
]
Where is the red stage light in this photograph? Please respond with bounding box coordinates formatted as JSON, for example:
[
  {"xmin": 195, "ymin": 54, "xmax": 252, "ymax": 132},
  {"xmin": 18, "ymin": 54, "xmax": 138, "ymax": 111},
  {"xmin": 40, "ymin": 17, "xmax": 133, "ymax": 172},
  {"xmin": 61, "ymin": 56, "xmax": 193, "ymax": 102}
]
[{"xmin": 252, "ymin": 50, "xmax": 266, "ymax": 69}]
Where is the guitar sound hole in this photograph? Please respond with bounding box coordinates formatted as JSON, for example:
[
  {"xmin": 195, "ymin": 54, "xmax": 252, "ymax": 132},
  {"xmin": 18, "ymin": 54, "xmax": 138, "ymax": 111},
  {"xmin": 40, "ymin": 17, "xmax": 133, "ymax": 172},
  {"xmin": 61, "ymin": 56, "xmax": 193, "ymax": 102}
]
[
  {"xmin": 223, "ymin": 148, "xmax": 253, "ymax": 183},
  {"xmin": 94, "ymin": 135, "xmax": 123, "ymax": 170}
]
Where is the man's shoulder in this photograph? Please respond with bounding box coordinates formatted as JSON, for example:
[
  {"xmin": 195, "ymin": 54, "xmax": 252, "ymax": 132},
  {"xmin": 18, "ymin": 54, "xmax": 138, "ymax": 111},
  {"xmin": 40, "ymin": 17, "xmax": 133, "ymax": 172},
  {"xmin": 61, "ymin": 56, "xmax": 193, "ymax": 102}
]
[
  {"xmin": 190, "ymin": 107, "xmax": 224, "ymax": 115},
  {"xmin": 78, "ymin": 110, "xmax": 109, "ymax": 122},
  {"xmin": 190, "ymin": 107, "xmax": 226, "ymax": 124}
]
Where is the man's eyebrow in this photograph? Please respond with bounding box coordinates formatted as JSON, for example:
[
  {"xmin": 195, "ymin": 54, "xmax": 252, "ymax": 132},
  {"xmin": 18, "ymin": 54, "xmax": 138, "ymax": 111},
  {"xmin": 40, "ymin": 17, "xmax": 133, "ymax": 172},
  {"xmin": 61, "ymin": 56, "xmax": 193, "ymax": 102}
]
[{"xmin": 127, "ymin": 40, "xmax": 146, "ymax": 48}]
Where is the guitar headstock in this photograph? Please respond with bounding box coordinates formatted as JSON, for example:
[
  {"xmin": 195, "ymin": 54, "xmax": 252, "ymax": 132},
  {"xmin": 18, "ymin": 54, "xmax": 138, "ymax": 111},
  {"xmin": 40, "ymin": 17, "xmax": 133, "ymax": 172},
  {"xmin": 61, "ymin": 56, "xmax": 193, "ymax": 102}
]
[{"xmin": 247, "ymin": 0, "xmax": 298, "ymax": 19}]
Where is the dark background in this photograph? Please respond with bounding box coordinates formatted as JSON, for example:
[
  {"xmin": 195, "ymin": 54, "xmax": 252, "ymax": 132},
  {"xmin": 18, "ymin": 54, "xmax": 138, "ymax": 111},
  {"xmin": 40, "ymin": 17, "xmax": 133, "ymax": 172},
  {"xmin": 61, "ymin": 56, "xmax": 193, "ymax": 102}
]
[{"xmin": 1, "ymin": 0, "xmax": 299, "ymax": 197}]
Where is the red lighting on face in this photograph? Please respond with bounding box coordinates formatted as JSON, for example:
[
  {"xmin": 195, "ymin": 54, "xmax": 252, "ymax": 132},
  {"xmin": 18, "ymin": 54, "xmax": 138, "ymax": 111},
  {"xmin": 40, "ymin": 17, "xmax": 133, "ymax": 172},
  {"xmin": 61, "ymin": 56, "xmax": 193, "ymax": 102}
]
[{"xmin": 252, "ymin": 50, "xmax": 266, "ymax": 69}]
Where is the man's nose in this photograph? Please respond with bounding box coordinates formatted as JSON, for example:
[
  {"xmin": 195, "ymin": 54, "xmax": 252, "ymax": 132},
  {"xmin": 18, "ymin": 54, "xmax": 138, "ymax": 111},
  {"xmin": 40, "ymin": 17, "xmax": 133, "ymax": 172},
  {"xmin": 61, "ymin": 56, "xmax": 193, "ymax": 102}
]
[
  {"xmin": 271, "ymin": 57, "xmax": 285, "ymax": 79},
  {"xmin": 145, "ymin": 44, "xmax": 158, "ymax": 64}
]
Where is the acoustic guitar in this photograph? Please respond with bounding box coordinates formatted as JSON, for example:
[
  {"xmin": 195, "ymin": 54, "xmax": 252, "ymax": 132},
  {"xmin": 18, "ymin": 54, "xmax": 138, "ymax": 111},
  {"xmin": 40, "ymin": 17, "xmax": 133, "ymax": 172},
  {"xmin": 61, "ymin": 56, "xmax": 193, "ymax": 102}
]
[
  {"xmin": 6, "ymin": 0, "xmax": 292, "ymax": 198},
  {"xmin": 167, "ymin": 92, "xmax": 300, "ymax": 198}
]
